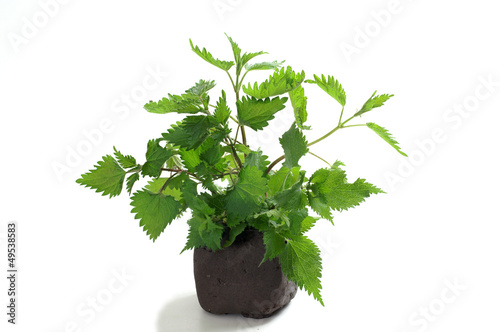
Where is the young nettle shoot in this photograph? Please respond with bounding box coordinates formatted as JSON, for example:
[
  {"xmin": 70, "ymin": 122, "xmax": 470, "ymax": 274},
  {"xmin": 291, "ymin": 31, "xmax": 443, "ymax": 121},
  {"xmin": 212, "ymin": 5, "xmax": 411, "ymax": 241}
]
[{"xmin": 77, "ymin": 34, "xmax": 406, "ymax": 305}]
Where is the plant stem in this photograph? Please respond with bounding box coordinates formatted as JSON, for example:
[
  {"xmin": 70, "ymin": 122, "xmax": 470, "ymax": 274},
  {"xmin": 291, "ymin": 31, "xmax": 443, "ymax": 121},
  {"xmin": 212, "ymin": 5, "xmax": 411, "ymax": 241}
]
[
  {"xmin": 265, "ymin": 155, "xmax": 285, "ymax": 174},
  {"xmin": 307, "ymin": 126, "xmax": 341, "ymax": 147},
  {"xmin": 342, "ymin": 124, "xmax": 367, "ymax": 128},
  {"xmin": 234, "ymin": 125, "xmax": 240, "ymax": 143},
  {"xmin": 161, "ymin": 168, "xmax": 195, "ymax": 176},
  {"xmin": 158, "ymin": 173, "xmax": 175, "ymax": 194},
  {"xmin": 338, "ymin": 106, "xmax": 345, "ymax": 126},
  {"xmin": 240, "ymin": 126, "xmax": 247, "ymax": 146},
  {"xmin": 226, "ymin": 71, "xmax": 236, "ymax": 93},
  {"xmin": 308, "ymin": 151, "xmax": 331, "ymax": 167},
  {"xmin": 229, "ymin": 115, "xmax": 239, "ymax": 124},
  {"xmin": 225, "ymin": 138, "xmax": 243, "ymax": 169}
]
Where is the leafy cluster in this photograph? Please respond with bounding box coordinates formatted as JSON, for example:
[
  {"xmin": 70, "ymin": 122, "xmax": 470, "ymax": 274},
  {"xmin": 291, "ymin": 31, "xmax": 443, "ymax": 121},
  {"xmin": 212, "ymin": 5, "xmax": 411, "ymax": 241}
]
[{"xmin": 77, "ymin": 35, "xmax": 406, "ymax": 306}]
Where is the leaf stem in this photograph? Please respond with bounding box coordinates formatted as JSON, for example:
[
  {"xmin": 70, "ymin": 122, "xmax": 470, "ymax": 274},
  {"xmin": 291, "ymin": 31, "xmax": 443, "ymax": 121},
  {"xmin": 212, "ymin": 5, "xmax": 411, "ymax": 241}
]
[
  {"xmin": 308, "ymin": 151, "xmax": 331, "ymax": 167},
  {"xmin": 161, "ymin": 168, "xmax": 195, "ymax": 176},
  {"xmin": 265, "ymin": 155, "xmax": 285, "ymax": 174},
  {"xmin": 226, "ymin": 71, "xmax": 237, "ymax": 94},
  {"xmin": 306, "ymin": 126, "xmax": 341, "ymax": 147},
  {"xmin": 158, "ymin": 173, "xmax": 176, "ymax": 194},
  {"xmin": 338, "ymin": 106, "xmax": 345, "ymax": 126}
]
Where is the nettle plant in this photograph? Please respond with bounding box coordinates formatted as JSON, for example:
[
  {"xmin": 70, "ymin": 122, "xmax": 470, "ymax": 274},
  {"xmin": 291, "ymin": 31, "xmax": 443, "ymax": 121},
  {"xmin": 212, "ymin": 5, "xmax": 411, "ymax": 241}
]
[{"xmin": 77, "ymin": 35, "xmax": 406, "ymax": 305}]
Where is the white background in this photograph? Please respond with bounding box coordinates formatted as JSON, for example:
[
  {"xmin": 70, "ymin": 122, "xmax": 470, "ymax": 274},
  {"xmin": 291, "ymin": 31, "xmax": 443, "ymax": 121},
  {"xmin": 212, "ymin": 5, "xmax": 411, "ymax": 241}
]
[{"xmin": 1, "ymin": 0, "xmax": 499, "ymax": 331}]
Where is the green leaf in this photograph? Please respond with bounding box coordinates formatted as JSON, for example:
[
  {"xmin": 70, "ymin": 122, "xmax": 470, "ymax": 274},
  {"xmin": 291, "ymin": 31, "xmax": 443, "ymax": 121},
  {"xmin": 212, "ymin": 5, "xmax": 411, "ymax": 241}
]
[
  {"xmin": 224, "ymin": 166, "xmax": 268, "ymax": 220},
  {"xmin": 189, "ymin": 39, "xmax": 234, "ymax": 71},
  {"xmin": 242, "ymin": 66, "xmax": 305, "ymax": 99},
  {"xmin": 262, "ymin": 230, "xmax": 286, "ymax": 263},
  {"xmin": 77, "ymin": 155, "xmax": 126, "ymax": 198},
  {"xmin": 237, "ymin": 96, "xmax": 287, "ymax": 131},
  {"xmin": 280, "ymin": 123, "xmax": 309, "ymax": 169},
  {"xmin": 288, "ymin": 85, "xmax": 310, "ymax": 130},
  {"xmin": 307, "ymin": 191, "xmax": 333, "ymax": 222},
  {"xmin": 299, "ymin": 216, "xmax": 319, "ymax": 234},
  {"xmin": 305, "ymin": 74, "xmax": 346, "ymax": 107},
  {"xmin": 213, "ymin": 90, "xmax": 231, "ymax": 125},
  {"xmin": 307, "ymin": 192, "xmax": 333, "ymax": 222},
  {"xmin": 244, "ymin": 149, "xmax": 270, "ymax": 173},
  {"xmin": 130, "ymin": 189, "xmax": 182, "ymax": 242},
  {"xmin": 267, "ymin": 166, "xmax": 303, "ymax": 197},
  {"xmin": 185, "ymin": 79, "xmax": 216, "ymax": 97},
  {"xmin": 182, "ymin": 178, "xmax": 215, "ymax": 216},
  {"xmin": 244, "ymin": 60, "xmax": 284, "ymax": 72},
  {"xmin": 179, "ymin": 148, "xmax": 201, "ymax": 172},
  {"xmin": 353, "ymin": 91, "xmax": 393, "ymax": 117},
  {"xmin": 144, "ymin": 93, "xmax": 203, "ymax": 114},
  {"xmin": 223, "ymin": 223, "xmax": 247, "ymax": 248},
  {"xmin": 125, "ymin": 173, "xmax": 140, "ymax": 195},
  {"xmin": 273, "ymin": 171, "xmax": 307, "ymax": 211},
  {"xmin": 225, "ymin": 34, "xmax": 267, "ymax": 75},
  {"xmin": 113, "ymin": 147, "xmax": 137, "ymax": 168},
  {"xmin": 366, "ymin": 122, "xmax": 407, "ymax": 157},
  {"xmin": 162, "ymin": 115, "xmax": 216, "ymax": 150},
  {"xmin": 280, "ymin": 235, "xmax": 324, "ymax": 305},
  {"xmin": 182, "ymin": 215, "xmax": 224, "ymax": 252},
  {"xmin": 144, "ymin": 174, "xmax": 186, "ymax": 201},
  {"xmin": 141, "ymin": 140, "xmax": 175, "ymax": 178},
  {"xmin": 267, "ymin": 167, "xmax": 290, "ymax": 196},
  {"xmin": 308, "ymin": 167, "xmax": 384, "ymax": 213}
]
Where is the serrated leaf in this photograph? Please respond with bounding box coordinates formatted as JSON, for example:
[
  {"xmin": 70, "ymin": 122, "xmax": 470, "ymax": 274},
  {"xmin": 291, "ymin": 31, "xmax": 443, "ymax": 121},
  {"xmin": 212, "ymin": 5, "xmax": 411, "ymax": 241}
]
[
  {"xmin": 244, "ymin": 60, "xmax": 284, "ymax": 72},
  {"xmin": 162, "ymin": 115, "xmax": 217, "ymax": 150},
  {"xmin": 299, "ymin": 216, "xmax": 319, "ymax": 234},
  {"xmin": 185, "ymin": 79, "xmax": 216, "ymax": 97},
  {"xmin": 130, "ymin": 189, "xmax": 182, "ymax": 242},
  {"xmin": 366, "ymin": 122, "xmax": 407, "ymax": 157},
  {"xmin": 113, "ymin": 147, "xmax": 137, "ymax": 168},
  {"xmin": 306, "ymin": 74, "xmax": 346, "ymax": 107},
  {"xmin": 141, "ymin": 140, "xmax": 175, "ymax": 178},
  {"xmin": 268, "ymin": 167, "xmax": 304, "ymax": 197},
  {"xmin": 224, "ymin": 166, "xmax": 268, "ymax": 220},
  {"xmin": 223, "ymin": 223, "xmax": 247, "ymax": 248},
  {"xmin": 280, "ymin": 235, "xmax": 324, "ymax": 305},
  {"xmin": 307, "ymin": 192, "xmax": 333, "ymax": 221},
  {"xmin": 225, "ymin": 34, "xmax": 267, "ymax": 75},
  {"xmin": 182, "ymin": 215, "xmax": 224, "ymax": 252},
  {"xmin": 273, "ymin": 171, "xmax": 307, "ymax": 211},
  {"xmin": 77, "ymin": 155, "xmax": 126, "ymax": 198},
  {"xmin": 262, "ymin": 231, "xmax": 286, "ymax": 263},
  {"xmin": 190, "ymin": 39, "xmax": 234, "ymax": 71},
  {"xmin": 126, "ymin": 173, "xmax": 140, "ymax": 195},
  {"xmin": 242, "ymin": 66, "xmax": 305, "ymax": 99},
  {"xmin": 144, "ymin": 174, "xmax": 186, "ymax": 201},
  {"xmin": 182, "ymin": 178, "xmax": 215, "ymax": 216},
  {"xmin": 354, "ymin": 91, "xmax": 393, "ymax": 117},
  {"xmin": 213, "ymin": 90, "xmax": 230, "ymax": 125},
  {"xmin": 237, "ymin": 96, "xmax": 287, "ymax": 131},
  {"xmin": 288, "ymin": 207, "xmax": 307, "ymax": 236},
  {"xmin": 280, "ymin": 122, "xmax": 309, "ymax": 169},
  {"xmin": 288, "ymin": 85, "xmax": 310, "ymax": 130},
  {"xmin": 244, "ymin": 149, "xmax": 270, "ymax": 173},
  {"xmin": 307, "ymin": 191, "xmax": 333, "ymax": 222},
  {"xmin": 308, "ymin": 167, "xmax": 384, "ymax": 214},
  {"xmin": 144, "ymin": 93, "xmax": 203, "ymax": 114}
]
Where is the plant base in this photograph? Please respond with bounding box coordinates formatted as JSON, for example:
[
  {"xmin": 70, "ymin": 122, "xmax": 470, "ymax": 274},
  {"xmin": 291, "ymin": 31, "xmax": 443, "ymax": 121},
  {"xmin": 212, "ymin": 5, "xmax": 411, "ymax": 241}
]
[{"xmin": 193, "ymin": 229, "xmax": 298, "ymax": 319}]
